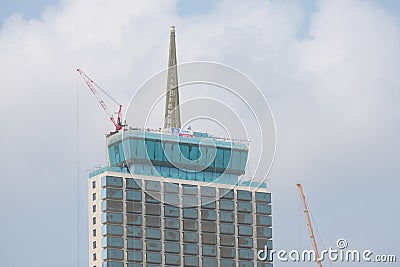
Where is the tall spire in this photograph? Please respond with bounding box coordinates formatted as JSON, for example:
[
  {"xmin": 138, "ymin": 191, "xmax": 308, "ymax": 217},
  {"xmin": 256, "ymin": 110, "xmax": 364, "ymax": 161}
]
[{"xmin": 164, "ymin": 25, "xmax": 181, "ymax": 129}]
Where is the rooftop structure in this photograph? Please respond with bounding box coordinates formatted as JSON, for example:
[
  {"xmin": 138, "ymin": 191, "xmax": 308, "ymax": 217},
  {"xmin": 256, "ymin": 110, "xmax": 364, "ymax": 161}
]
[{"xmin": 87, "ymin": 26, "xmax": 272, "ymax": 267}]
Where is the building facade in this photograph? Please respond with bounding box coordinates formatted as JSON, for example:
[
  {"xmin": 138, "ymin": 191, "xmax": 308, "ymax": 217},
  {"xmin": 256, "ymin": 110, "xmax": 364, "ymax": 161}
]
[{"xmin": 88, "ymin": 167, "xmax": 272, "ymax": 267}]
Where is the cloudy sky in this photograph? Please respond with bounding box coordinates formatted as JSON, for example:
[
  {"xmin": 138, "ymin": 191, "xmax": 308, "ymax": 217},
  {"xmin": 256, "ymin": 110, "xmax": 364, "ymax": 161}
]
[{"xmin": 0, "ymin": 0, "xmax": 399, "ymax": 266}]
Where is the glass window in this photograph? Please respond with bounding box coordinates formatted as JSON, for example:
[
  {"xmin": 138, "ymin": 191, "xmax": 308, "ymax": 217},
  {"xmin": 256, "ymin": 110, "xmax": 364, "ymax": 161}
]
[
  {"xmin": 256, "ymin": 227, "xmax": 272, "ymax": 238},
  {"xmin": 165, "ymin": 254, "xmax": 180, "ymax": 265},
  {"xmin": 126, "ymin": 178, "xmax": 142, "ymax": 189},
  {"xmin": 154, "ymin": 141, "xmax": 163, "ymax": 161},
  {"xmin": 257, "ymin": 239, "xmax": 272, "ymax": 250},
  {"xmin": 201, "ymin": 209, "xmax": 216, "ymax": 221},
  {"xmin": 146, "ymin": 140, "xmax": 156, "ymax": 160},
  {"xmin": 102, "ymin": 212, "xmax": 123, "ymax": 224},
  {"xmin": 92, "ymin": 229, "xmax": 96, "ymax": 237},
  {"xmin": 92, "ymin": 253, "xmax": 96, "ymax": 261},
  {"xmin": 183, "ymin": 208, "xmax": 198, "ymax": 219},
  {"xmin": 101, "ymin": 176, "xmax": 123, "ymax": 188},
  {"xmin": 164, "ymin": 205, "xmax": 180, "ymax": 217},
  {"xmin": 220, "ymin": 235, "xmax": 235, "ymax": 246},
  {"xmin": 146, "ymin": 240, "xmax": 162, "ymax": 252},
  {"xmin": 126, "ymin": 202, "xmax": 142, "ymax": 214},
  {"xmin": 238, "ymin": 249, "xmax": 254, "ymax": 260},
  {"xmin": 183, "ymin": 232, "xmax": 198, "ymax": 243},
  {"xmin": 145, "ymin": 193, "xmax": 161, "ymax": 204},
  {"xmin": 92, "ymin": 241, "xmax": 96, "ymax": 249},
  {"xmin": 215, "ymin": 148, "xmax": 224, "ymax": 168},
  {"xmin": 219, "ymin": 200, "xmax": 234, "ymax": 211},
  {"xmin": 164, "ymin": 194, "xmax": 179, "ymax": 206},
  {"xmin": 231, "ymin": 151, "xmax": 241, "ymax": 170},
  {"xmin": 220, "ymin": 223, "xmax": 235, "ymax": 234},
  {"xmin": 92, "ymin": 205, "xmax": 96, "ymax": 213},
  {"xmin": 255, "ymin": 192, "xmax": 271, "ymax": 203},
  {"xmin": 126, "ymin": 190, "xmax": 142, "ymax": 201},
  {"xmin": 201, "ymin": 221, "xmax": 216, "ymax": 233},
  {"xmin": 182, "ymin": 195, "xmax": 198, "ymax": 207},
  {"xmin": 145, "ymin": 204, "xmax": 161, "ymax": 216},
  {"xmin": 102, "ymin": 225, "xmax": 123, "ymax": 236},
  {"xmin": 183, "ymin": 244, "xmax": 199, "ymax": 255},
  {"xmin": 92, "ymin": 181, "xmax": 96, "ymax": 189},
  {"xmin": 202, "ymin": 245, "xmax": 217, "ymax": 256},
  {"xmin": 203, "ymin": 257, "xmax": 217, "ymax": 266},
  {"xmin": 92, "ymin": 217, "xmax": 96, "ymax": 225},
  {"xmin": 256, "ymin": 203, "xmax": 271, "ymax": 215},
  {"xmin": 102, "ymin": 188, "xmax": 123, "ymax": 200},
  {"xmin": 103, "ymin": 237, "xmax": 124, "ymax": 248},
  {"xmin": 145, "ymin": 228, "xmax": 161, "ymax": 240},
  {"xmin": 145, "ymin": 180, "xmax": 161, "ymax": 192},
  {"xmin": 237, "ymin": 190, "xmax": 252, "ymax": 201},
  {"xmin": 237, "ymin": 213, "xmax": 253, "ymax": 224},
  {"xmin": 237, "ymin": 201, "xmax": 252, "ymax": 213},
  {"xmin": 219, "ymin": 211, "xmax": 234, "ymax": 222},
  {"xmin": 238, "ymin": 261, "xmax": 254, "ymax": 267},
  {"xmin": 184, "ymin": 256, "xmax": 199, "ymax": 266},
  {"xmin": 220, "ymin": 259, "xmax": 236, "ymax": 267},
  {"xmin": 164, "ymin": 230, "xmax": 180, "ymax": 241},
  {"xmin": 102, "ymin": 200, "xmax": 123, "ymax": 212},
  {"xmin": 126, "ymin": 226, "xmax": 142, "ymax": 238},
  {"xmin": 145, "ymin": 216, "xmax": 161, "ymax": 228},
  {"xmin": 127, "ymin": 251, "xmax": 142, "ymax": 262},
  {"xmin": 189, "ymin": 145, "xmax": 200, "ymax": 160},
  {"xmin": 238, "ymin": 237, "xmax": 253, "ymax": 248},
  {"xmin": 146, "ymin": 252, "xmax": 162, "ymax": 264},
  {"xmin": 223, "ymin": 149, "xmax": 231, "ymax": 168},
  {"xmin": 256, "ymin": 215, "xmax": 272, "ymax": 226},
  {"xmin": 165, "ymin": 218, "xmax": 180, "ymax": 229},
  {"xmin": 219, "ymin": 188, "xmax": 234, "ymax": 199},
  {"xmin": 164, "ymin": 242, "xmax": 180, "ymax": 253},
  {"xmin": 238, "ymin": 225, "xmax": 253, "ymax": 236},
  {"xmin": 201, "ymin": 198, "xmax": 216, "ymax": 209},
  {"xmin": 127, "ymin": 238, "xmax": 142, "ymax": 250},
  {"xmin": 126, "ymin": 214, "xmax": 142, "ymax": 226},
  {"xmin": 182, "ymin": 184, "xmax": 198, "ymax": 195},
  {"xmin": 183, "ymin": 220, "xmax": 198, "ymax": 231},
  {"xmin": 201, "ymin": 233, "xmax": 216, "ymax": 245},
  {"xmin": 200, "ymin": 186, "xmax": 216, "ymax": 197},
  {"xmin": 164, "ymin": 182, "xmax": 179, "ymax": 193},
  {"xmin": 220, "ymin": 247, "xmax": 235, "ymax": 258},
  {"xmin": 179, "ymin": 144, "xmax": 190, "ymax": 160},
  {"xmin": 92, "ymin": 193, "xmax": 96, "ymax": 201}
]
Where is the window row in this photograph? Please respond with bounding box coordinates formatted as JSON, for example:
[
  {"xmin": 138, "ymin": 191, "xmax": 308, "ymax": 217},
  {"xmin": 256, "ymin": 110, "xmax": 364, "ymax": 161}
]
[
  {"xmin": 101, "ymin": 237, "xmax": 272, "ymax": 251},
  {"xmin": 101, "ymin": 212, "xmax": 271, "ymax": 227},
  {"xmin": 100, "ymin": 176, "xmax": 270, "ymax": 203},
  {"xmin": 102, "ymin": 248, "xmax": 254, "ymax": 264}
]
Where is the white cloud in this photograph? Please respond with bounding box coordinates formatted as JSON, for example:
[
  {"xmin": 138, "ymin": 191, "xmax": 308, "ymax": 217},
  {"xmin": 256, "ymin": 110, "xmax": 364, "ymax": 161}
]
[{"xmin": 0, "ymin": 0, "xmax": 399, "ymax": 265}]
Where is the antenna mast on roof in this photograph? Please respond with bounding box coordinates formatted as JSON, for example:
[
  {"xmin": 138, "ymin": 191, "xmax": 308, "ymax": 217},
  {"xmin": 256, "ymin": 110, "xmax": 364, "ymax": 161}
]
[{"xmin": 164, "ymin": 25, "xmax": 181, "ymax": 129}]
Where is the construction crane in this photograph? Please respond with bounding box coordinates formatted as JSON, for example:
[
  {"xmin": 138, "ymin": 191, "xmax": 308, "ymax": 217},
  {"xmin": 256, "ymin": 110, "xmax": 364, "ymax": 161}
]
[
  {"xmin": 296, "ymin": 183, "xmax": 323, "ymax": 267},
  {"xmin": 77, "ymin": 69, "xmax": 123, "ymax": 133}
]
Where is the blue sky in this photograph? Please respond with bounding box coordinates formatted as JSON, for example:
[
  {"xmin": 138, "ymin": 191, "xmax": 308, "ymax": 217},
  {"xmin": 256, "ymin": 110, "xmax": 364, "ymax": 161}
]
[
  {"xmin": 0, "ymin": 0, "xmax": 399, "ymax": 267},
  {"xmin": 2, "ymin": 0, "xmax": 400, "ymax": 23},
  {"xmin": 0, "ymin": 0, "xmax": 221, "ymax": 23}
]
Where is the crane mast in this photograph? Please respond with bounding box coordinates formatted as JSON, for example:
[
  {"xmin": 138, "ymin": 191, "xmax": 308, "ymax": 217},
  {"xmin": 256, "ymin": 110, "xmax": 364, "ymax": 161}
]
[
  {"xmin": 296, "ymin": 183, "xmax": 323, "ymax": 267},
  {"xmin": 77, "ymin": 69, "xmax": 123, "ymax": 133}
]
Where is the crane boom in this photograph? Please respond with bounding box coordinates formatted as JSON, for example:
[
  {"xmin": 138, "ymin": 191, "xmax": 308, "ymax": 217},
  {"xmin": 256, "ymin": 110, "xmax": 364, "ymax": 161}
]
[
  {"xmin": 77, "ymin": 69, "xmax": 123, "ymax": 133},
  {"xmin": 296, "ymin": 183, "xmax": 323, "ymax": 267}
]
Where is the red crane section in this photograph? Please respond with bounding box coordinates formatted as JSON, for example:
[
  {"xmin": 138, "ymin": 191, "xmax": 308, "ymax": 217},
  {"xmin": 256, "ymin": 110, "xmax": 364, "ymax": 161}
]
[{"xmin": 77, "ymin": 69, "xmax": 123, "ymax": 133}]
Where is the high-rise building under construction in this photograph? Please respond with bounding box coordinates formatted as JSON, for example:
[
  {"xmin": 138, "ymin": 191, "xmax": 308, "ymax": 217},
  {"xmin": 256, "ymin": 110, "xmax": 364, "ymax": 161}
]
[{"xmin": 87, "ymin": 26, "xmax": 273, "ymax": 267}]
